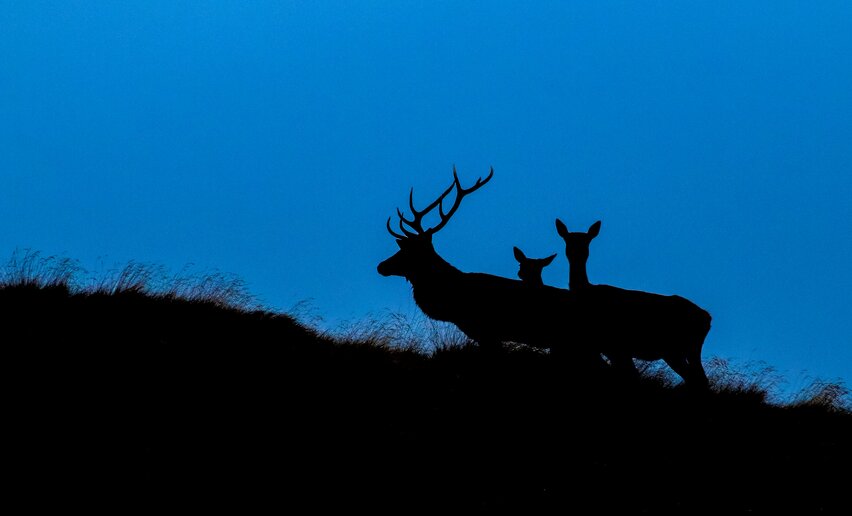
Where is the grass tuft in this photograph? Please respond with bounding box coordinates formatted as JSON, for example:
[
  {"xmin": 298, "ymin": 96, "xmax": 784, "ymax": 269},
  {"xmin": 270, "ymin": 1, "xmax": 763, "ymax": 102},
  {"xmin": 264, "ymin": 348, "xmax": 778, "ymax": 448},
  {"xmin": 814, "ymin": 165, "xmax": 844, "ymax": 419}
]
[
  {"xmin": 705, "ymin": 356, "xmax": 784, "ymax": 403},
  {"xmin": 789, "ymin": 379, "xmax": 851, "ymax": 412},
  {"xmin": 2, "ymin": 249, "xmax": 81, "ymax": 291},
  {"xmin": 1, "ymin": 250, "xmax": 260, "ymax": 311},
  {"xmin": 329, "ymin": 309, "xmax": 468, "ymax": 353}
]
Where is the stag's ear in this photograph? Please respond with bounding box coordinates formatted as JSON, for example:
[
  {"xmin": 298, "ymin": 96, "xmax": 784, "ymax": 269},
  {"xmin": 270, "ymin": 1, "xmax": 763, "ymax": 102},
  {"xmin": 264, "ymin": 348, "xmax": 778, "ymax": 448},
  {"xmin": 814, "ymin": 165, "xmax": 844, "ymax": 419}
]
[
  {"xmin": 588, "ymin": 221, "xmax": 601, "ymax": 239},
  {"xmin": 555, "ymin": 218, "xmax": 569, "ymax": 238},
  {"xmin": 513, "ymin": 246, "xmax": 526, "ymax": 262},
  {"xmin": 396, "ymin": 239, "xmax": 406, "ymax": 249},
  {"xmin": 542, "ymin": 253, "xmax": 557, "ymax": 266}
]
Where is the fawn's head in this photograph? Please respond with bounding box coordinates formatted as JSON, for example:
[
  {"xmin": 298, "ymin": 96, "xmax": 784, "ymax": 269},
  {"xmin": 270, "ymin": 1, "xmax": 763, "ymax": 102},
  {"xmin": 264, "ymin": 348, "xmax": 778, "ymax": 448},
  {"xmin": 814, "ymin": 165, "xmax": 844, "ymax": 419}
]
[
  {"xmin": 555, "ymin": 218, "xmax": 601, "ymax": 267},
  {"xmin": 512, "ymin": 247, "xmax": 556, "ymax": 286},
  {"xmin": 378, "ymin": 167, "xmax": 493, "ymax": 282}
]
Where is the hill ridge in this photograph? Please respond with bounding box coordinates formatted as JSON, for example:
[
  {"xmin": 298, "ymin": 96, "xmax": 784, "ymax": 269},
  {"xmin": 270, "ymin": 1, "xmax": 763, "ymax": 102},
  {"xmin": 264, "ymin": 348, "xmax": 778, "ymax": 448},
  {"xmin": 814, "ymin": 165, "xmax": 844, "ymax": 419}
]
[{"xmin": 4, "ymin": 279, "xmax": 850, "ymax": 512}]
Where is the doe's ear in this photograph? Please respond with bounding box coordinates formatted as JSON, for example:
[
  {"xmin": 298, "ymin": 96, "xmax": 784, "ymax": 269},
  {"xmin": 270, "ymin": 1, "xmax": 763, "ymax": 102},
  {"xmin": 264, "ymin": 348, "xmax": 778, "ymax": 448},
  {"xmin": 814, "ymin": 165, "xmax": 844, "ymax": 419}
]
[
  {"xmin": 513, "ymin": 246, "xmax": 526, "ymax": 262},
  {"xmin": 542, "ymin": 253, "xmax": 557, "ymax": 266},
  {"xmin": 555, "ymin": 218, "xmax": 569, "ymax": 238},
  {"xmin": 588, "ymin": 220, "xmax": 602, "ymax": 239}
]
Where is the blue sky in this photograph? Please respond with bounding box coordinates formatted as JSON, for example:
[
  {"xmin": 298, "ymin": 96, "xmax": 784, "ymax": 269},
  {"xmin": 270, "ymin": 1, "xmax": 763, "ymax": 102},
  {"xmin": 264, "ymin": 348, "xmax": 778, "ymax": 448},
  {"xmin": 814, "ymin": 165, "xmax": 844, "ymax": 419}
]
[{"xmin": 2, "ymin": 2, "xmax": 850, "ymax": 393}]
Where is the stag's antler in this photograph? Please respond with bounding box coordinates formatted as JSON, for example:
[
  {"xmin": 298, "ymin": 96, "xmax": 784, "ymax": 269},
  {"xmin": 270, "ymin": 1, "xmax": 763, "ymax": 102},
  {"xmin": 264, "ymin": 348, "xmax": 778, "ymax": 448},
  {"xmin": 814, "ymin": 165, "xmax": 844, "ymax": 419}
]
[
  {"xmin": 387, "ymin": 166, "xmax": 494, "ymax": 239},
  {"xmin": 427, "ymin": 166, "xmax": 493, "ymax": 235}
]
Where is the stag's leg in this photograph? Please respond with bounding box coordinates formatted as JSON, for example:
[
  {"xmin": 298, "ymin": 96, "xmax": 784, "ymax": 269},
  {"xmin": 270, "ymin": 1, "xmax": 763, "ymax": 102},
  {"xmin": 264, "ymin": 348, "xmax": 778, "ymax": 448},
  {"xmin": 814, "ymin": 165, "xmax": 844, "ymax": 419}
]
[
  {"xmin": 569, "ymin": 348, "xmax": 609, "ymax": 369},
  {"xmin": 476, "ymin": 337, "xmax": 503, "ymax": 356},
  {"xmin": 551, "ymin": 347, "xmax": 607, "ymax": 386},
  {"xmin": 608, "ymin": 354, "xmax": 639, "ymax": 380},
  {"xmin": 590, "ymin": 352, "xmax": 609, "ymax": 371}
]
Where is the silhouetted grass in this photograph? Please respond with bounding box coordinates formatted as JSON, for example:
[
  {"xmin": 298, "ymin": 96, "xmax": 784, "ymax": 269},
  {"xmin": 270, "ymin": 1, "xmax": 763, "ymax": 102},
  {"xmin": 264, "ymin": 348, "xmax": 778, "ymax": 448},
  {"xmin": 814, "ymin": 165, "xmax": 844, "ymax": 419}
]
[
  {"xmin": 6, "ymin": 248, "xmax": 259, "ymax": 310},
  {"xmin": 704, "ymin": 356, "xmax": 784, "ymax": 404},
  {"xmin": 789, "ymin": 379, "xmax": 851, "ymax": 412},
  {"xmin": 2, "ymin": 249, "xmax": 80, "ymax": 291},
  {"xmin": 3, "ymin": 252, "xmax": 850, "ymax": 512},
  {"xmin": 330, "ymin": 309, "xmax": 469, "ymax": 352}
]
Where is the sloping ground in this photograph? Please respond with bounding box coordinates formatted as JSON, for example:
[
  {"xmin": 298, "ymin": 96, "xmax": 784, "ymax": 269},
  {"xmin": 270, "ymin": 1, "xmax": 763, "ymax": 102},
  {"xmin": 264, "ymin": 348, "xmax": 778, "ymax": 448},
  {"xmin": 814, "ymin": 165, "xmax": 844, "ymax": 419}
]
[{"xmin": 4, "ymin": 284, "xmax": 850, "ymax": 512}]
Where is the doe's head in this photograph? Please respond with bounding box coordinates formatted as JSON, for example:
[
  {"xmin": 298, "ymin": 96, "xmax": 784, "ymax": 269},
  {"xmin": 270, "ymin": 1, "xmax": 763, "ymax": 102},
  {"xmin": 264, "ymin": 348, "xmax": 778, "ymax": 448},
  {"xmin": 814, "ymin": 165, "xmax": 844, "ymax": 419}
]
[
  {"xmin": 555, "ymin": 218, "xmax": 601, "ymax": 266},
  {"xmin": 513, "ymin": 246, "xmax": 556, "ymax": 286}
]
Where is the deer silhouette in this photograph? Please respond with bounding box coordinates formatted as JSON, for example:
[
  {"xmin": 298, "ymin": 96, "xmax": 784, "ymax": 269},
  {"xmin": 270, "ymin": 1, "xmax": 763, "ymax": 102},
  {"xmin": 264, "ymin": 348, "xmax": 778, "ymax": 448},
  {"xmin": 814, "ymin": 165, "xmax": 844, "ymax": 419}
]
[
  {"xmin": 555, "ymin": 219, "xmax": 600, "ymax": 290},
  {"xmin": 377, "ymin": 168, "xmax": 711, "ymax": 387},
  {"xmin": 555, "ymin": 217, "xmax": 710, "ymax": 385},
  {"xmin": 377, "ymin": 167, "xmax": 590, "ymax": 358},
  {"xmin": 512, "ymin": 247, "xmax": 556, "ymax": 286}
]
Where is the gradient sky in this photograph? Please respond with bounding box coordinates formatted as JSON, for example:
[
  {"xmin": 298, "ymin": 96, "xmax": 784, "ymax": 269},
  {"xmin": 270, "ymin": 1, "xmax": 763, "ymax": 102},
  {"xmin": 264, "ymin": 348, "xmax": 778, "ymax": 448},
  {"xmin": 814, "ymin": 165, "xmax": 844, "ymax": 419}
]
[{"xmin": 2, "ymin": 2, "xmax": 850, "ymax": 394}]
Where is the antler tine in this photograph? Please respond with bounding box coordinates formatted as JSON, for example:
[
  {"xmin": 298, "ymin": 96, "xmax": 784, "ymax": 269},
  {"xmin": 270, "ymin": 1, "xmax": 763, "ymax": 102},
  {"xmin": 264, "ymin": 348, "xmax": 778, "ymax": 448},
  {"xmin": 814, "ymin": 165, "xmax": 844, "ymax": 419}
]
[
  {"xmin": 459, "ymin": 166, "xmax": 494, "ymax": 195},
  {"xmin": 397, "ymin": 176, "xmax": 458, "ymax": 235},
  {"xmin": 396, "ymin": 207, "xmax": 419, "ymax": 237},
  {"xmin": 429, "ymin": 167, "xmax": 494, "ymax": 235},
  {"xmin": 398, "ymin": 217, "xmax": 419, "ymax": 238},
  {"xmin": 386, "ymin": 217, "xmax": 407, "ymax": 239}
]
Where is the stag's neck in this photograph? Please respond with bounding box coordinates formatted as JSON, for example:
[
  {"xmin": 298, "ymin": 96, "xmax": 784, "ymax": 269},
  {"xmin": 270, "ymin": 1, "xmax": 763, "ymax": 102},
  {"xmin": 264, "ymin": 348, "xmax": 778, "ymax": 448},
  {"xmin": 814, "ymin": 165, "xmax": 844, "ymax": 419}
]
[
  {"xmin": 409, "ymin": 260, "xmax": 464, "ymax": 321},
  {"xmin": 569, "ymin": 264, "xmax": 591, "ymax": 290},
  {"xmin": 407, "ymin": 257, "xmax": 462, "ymax": 286}
]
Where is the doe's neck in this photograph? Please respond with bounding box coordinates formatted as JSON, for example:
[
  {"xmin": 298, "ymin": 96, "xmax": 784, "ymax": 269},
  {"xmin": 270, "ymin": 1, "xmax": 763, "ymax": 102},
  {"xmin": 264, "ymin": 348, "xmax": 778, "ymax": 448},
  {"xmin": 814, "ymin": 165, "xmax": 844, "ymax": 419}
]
[{"xmin": 569, "ymin": 261, "xmax": 591, "ymax": 290}]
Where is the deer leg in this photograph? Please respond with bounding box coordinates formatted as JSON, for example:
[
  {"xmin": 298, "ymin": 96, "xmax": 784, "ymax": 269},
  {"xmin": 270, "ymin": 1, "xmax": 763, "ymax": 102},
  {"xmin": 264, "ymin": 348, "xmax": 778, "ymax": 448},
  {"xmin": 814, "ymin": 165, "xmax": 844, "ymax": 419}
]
[
  {"xmin": 588, "ymin": 351, "xmax": 609, "ymax": 371},
  {"xmin": 685, "ymin": 349, "xmax": 709, "ymax": 390},
  {"xmin": 476, "ymin": 337, "xmax": 503, "ymax": 355},
  {"xmin": 554, "ymin": 345, "xmax": 608, "ymax": 371},
  {"xmin": 663, "ymin": 355, "xmax": 694, "ymax": 386},
  {"xmin": 609, "ymin": 354, "xmax": 639, "ymax": 379}
]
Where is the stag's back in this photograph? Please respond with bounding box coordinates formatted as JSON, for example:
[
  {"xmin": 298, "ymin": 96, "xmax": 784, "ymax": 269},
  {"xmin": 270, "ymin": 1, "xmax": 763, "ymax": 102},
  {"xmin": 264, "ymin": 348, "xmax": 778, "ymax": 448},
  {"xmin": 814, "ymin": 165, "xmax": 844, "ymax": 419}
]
[{"xmin": 411, "ymin": 270, "xmax": 579, "ymax": 348}]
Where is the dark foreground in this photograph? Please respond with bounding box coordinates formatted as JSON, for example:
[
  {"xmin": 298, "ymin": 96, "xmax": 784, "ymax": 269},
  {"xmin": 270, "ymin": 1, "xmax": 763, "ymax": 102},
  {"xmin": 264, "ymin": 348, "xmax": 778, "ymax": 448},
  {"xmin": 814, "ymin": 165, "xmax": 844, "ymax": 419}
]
[{"xmin": 5, "ymin": 284, "xmax": 850, "ymax": 512}]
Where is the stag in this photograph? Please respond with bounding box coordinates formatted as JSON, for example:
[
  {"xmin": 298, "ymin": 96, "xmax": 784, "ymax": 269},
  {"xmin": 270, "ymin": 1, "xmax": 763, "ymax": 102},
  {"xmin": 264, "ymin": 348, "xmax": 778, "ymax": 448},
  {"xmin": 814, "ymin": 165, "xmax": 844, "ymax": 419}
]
[
  {"xmin": 378, "ymin": 168, "xmax": 711, "ymax": 387},
  {"xmin": 512, "ymin": 247, "xmax": 556, "ymax": 286}
]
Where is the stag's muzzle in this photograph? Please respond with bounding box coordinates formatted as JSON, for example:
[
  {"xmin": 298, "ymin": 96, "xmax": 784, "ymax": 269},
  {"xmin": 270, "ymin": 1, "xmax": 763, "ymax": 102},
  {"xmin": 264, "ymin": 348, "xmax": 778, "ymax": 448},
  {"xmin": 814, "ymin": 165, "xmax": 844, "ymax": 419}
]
[{"xmin": 377, "ymin": 260, "xmax": 391, "ymax": 276}]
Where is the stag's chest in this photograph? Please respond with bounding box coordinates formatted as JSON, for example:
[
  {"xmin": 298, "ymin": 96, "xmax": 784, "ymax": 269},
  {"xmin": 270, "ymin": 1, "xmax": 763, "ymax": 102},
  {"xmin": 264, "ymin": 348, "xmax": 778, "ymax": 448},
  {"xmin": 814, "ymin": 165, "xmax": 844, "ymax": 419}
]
[{"xmin": 411, "ymin": 282, "xmax": 460, "ymax": 322}]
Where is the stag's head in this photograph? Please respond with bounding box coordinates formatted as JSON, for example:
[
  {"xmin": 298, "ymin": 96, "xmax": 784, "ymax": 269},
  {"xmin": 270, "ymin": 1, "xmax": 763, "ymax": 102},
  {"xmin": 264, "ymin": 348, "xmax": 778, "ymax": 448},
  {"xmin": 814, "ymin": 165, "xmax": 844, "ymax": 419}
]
[
  {"xmin": 555, "ymin": 218, "xmax": 601, "ymax": 266},
  {"xmin": 377, "ymin": 167, "xmax": 494, "ymax": 282},
  {"xmin": 512, "ymin": 247, "xmax": 556, "ymax": 286}
]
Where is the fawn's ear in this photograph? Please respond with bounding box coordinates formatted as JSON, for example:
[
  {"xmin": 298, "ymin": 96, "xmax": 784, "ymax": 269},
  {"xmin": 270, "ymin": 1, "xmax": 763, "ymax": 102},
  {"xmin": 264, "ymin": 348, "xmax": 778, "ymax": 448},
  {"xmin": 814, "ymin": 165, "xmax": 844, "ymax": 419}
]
[
  {"xmin": 555, "ymin": 218, "xmax": 569, "ymax": 238},
  {"xmin": 588, "ymin": 220, "xmax": 601, "ymax": 239},
  {"xmin": 513, "ymin": 246, "xmax": 526, "ymax": 262},
  {"xmin": 542, "ymin": 253, "xmax": 557, "ymax": 266}
]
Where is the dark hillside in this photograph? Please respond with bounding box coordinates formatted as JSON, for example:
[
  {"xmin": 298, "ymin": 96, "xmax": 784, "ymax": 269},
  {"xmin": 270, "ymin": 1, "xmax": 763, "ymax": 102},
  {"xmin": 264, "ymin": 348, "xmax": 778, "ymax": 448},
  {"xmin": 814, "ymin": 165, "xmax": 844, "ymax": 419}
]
[{"xmin": 4, "ymin": 281, "xmax": 850, "ymax": 512}]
